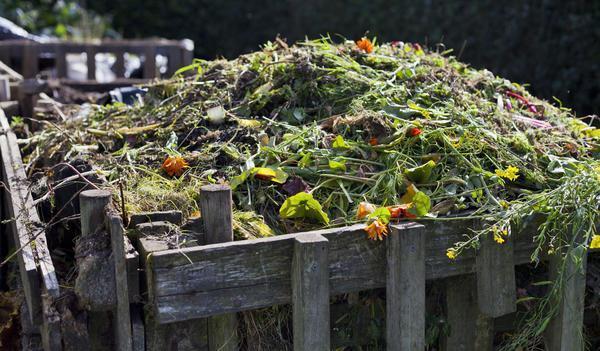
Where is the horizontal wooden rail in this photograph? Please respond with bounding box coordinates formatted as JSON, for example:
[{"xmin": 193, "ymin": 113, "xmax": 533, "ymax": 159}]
[{"xmin": 142, "ymin": 215, "xmax": 541, "ymax": 324}]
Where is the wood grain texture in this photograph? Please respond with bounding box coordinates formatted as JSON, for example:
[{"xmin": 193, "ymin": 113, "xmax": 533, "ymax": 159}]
[
  {"xmin": 0, "ymin": 109, "xmax": 60, "ymax": 328},
  {"xmin": 148, "ymin": 218, "xmax": 540, "ymax": 323},
  {"xmin": 443, "ymin": 274, "xmax": 493, "ymax": 351},
  {"xmin": 200, "ymin": 184, "xmax": 238, "ymax": 351},
  {"xmin": 545, "ymin": 246, "xmax": 587, "ymax": 351},
  {"xmin": 386, "ymin": 223, "xmax": 425, "ymax": 351},
  {"xmin": 476, "ymin": 230, "xmax": 516, "ymax": 318},
  {"xmin": 108, "ymin": 212, "xmax": 133, "ymax": 351},
  {"xmin": 292, "ymin": 234, "xmax": 330, "ymax": 351}
]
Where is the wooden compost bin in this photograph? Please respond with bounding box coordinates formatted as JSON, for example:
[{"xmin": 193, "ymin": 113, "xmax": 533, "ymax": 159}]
[{"xmin": 0, "ymin": 99, "xmax": 593, "ymax": 351}]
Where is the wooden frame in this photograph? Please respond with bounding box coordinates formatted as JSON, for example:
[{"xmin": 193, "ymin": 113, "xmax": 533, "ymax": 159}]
[{"xmin": 0, "ymin": 99, "xmax": 592, "ymax": 350}]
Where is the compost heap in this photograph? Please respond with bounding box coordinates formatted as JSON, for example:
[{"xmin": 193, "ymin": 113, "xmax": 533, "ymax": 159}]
[{"xmin": 20, "ymin": 38, "xmax": 600, "ymax": 348}]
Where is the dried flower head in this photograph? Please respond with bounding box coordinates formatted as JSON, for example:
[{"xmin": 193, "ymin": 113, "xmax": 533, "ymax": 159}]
[{"xmin": 162, "ymin": 155, "xmax": 189, "ymax": 177}]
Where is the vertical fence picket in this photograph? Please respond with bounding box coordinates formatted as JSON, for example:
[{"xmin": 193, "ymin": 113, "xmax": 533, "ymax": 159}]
[
  {"xmin": 86, "ymin": 46, "xmax": 97, "ymax": 80},
  {"xmin": 386, "ymin": 223, "xmax": 426, "ymax": 351},
  {"xmin": 200, "ymin": 184, "xmax": 239, "ymax": 351},
  {"xmin": 476, "ymin": 231, "xmax": 516, "ymax": 318},
  {"xmin": 443, "ymin": 274, "xmax": 493, "ymax": 351},
  {"xmin": 107, "ymin": 212, "xmax": 133, "ymax": 351},
  {"xmin": 292, "ymin": 234, "xmax": 330, "ymax": 351},
  {"xmin": 55, "ymin": 46, "xmax": 67, "ymax": 78},
  {"xmin": 143, "ymin": 46, "xmax": 157, "ymax": 79},
  {"xmin": 545, "ymin": 246, "xmax": 587, "ymax": 350}
]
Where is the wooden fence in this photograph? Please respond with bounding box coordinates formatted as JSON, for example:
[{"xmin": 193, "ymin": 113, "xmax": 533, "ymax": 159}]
[
  {"xmin": 0, "ymin": 39, "xmax": 193, "ymax": 80},
  {"xmin": 0, "ymin": 98, "xmax": 592, "ymax": 350}
]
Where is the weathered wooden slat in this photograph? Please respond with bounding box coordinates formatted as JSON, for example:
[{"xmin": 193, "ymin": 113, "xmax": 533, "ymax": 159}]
[
  {"xmin": 200, "ymin": 184, "xmax": 238, "ymax": 351},
  {"xmin": 107, "ymin": 211, "xmax": 133, "ymax": 351},
  {"xmin": 143, "ymin": 46, "xmax": 156, "ymax": 79},
  {"xmin": 0, "ymin": 76, "xmax": 9, "ymax": 101},
  {"xmin": 113, "ymin": 48, "xmax": 125, "ymax": 78},
  {"xmin": 292, "ymin": 234, "xmax": 330, "ymax": 350},
  {"xmin": 545, "ymin": 246, "xmax": 587, "ymax": 350},
  {"xmin": 22, "ymin": 42, "xmax": 38, "ymax": 78},
  {"xmin": 149, "ymin": 218, "xmax": 539, "ymax": 323},
  {"xmin": 443, "ymin": 274, "xmax": 493, "ymax": 351},
  {"xmin": 86, "ymin": 46, "xmax": 97, "ymax": 80},
  {"xmin": 386, "ymin": 223, "xmax": 425, "ymax": 350},
  {"xmin": 55, "ymin": 46, "xmax": 67, "ymax": 78},
  {"xmin": 0, "ymin": 110, "xmax": 40, "ymax": 323},
  {"xmin": 476, "ymin": 230, "xmax": 516, "ymax": 317}
]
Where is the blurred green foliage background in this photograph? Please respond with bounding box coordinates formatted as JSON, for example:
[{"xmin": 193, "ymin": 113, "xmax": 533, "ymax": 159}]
[{"xmin": 1, "ymin": 0, "xmax": 598, "ymax": 116}]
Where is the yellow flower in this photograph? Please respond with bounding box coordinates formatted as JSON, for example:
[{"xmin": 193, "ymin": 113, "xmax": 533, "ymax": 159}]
[
  {"xmin": 446, "ymin": 248, "xmax": 457, "ymax": 260},
  {"xmin": 494, "ymin": 232, "xmax": 505, "ymax": 244},
  {"xmin": 364, "ymin": 220, "xmax": 388, "ymax": 240},
  {"xmin": 495, "ymin": 166, "xmax": 520, "ymax": 181},
  {"xmin": 356, "ymin": 201, "xmax": 376, "ymax": 220},
  {"xmin": 590, "ymin": 235, "xmax": 600, "ymax": 249}
]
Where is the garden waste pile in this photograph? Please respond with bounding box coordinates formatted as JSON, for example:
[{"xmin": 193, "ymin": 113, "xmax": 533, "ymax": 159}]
[{"xmin": 19, "ymin": 37, "xmax": 600, "ymax": 348}]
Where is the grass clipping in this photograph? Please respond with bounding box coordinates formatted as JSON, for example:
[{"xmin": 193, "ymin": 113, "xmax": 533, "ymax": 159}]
[{"xmin": 22, "ymin": 37, "xmax": 600, "ymax": 348}]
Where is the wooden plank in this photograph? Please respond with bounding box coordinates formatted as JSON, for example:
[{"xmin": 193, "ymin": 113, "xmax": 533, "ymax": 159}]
[
  {"xmin": 129, "ymin": 210, "xmax": 183, "ymax": 228},
  {"xmin": 55, "ymin": 46, "xmax": 67, "ymax": 78},
  {"xmin": 476, "ymin": 229, "xmax": 516, "ymax": 317},
  {"xmin": 292, "ymin": 234, "xmax": 330, "ymax": 351},
  {"xmin": 386, "ymin": 223, "xmax": 425, "ymax": 350},
  {"xmin": 148, "ymin": 218, "xmax": 540, "ymax": 323},
  {"xmin": 113, "ymin": 48, "xmax": 125, "ymax": 78},
  {"xmin": 442, "ymin": 274, "xmax": 493, "ymax": 351},
  {"xmin": 86, "ymin": 46, "xmax": 97, "ymax": 80},
  {"xmin": 22, "ymin": 42, "xmax": 38, "ymax": 78},
  {"xmin": 107, "ymin": 211, "xmax": 133, "ymax": 351},
  {"xmin": 131, "ymin": 305, "xmax": 145, "ymax": 351},
  {"xmin": 143, "ymin": 46, "xmax": 156, "ymax": 79},
  {"xmin": 0, "ymin": 76, "xmax": 10, "ymax": 101},
  {"xmin": 40, "ymin": 294, "xmax": 62, "ymax": 351},
  {"xmin": 200, "ymin": 184, "xmax": 238, "ymax": 351},
  {"xmin": 545, "ymin": 246, "xmax": 587, "ymax": 350},
  {"xmin": 0, "ymin": 110, "xmax": 40, "ymax": 324}
]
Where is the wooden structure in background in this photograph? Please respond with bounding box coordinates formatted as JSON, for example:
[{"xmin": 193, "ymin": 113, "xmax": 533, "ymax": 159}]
[{"xmin": 0, "ymin": 39, "xmax": 193, "ymax": 80}]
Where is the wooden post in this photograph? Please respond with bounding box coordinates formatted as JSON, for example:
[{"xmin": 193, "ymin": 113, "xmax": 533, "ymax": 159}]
[
  {"xmin": 79, "ymin": 189, "xmax": 113, "ymax": 351},
  {"xmin": 386, "ymin": 223, "xmax": 426, "ymax": 351},
  {"xmin": 55, "ymin": 46, "xmax": 67, "ymax": 78},
  {"xmin": 0, "ymin": 76, "xmax": 10, "ymax": 101},
  {"xmin": 143, "ymin": 46, "xmax": 156, "ymax": 79},
  {"xmin": 292, "ymin": 234, "xmax": 330, "ymax": 351},
  {"xmin": 443, "ymin": 275, "xmax": 493, "ymax": 351},
  {"xmin": 476, "ymin": 231, "xmax": 516, "ymax": 317},
  {"xmin": 200, "ymin": 184, "xmax": 238, "ymax": 351},
  {"xmin": 22, "ymin": 42, "xmax": 38, "ymax": 78},
  {"xmin": 114, "ymin": 48, "xmax": 126, "ymax": 78},
  {"xmin": 108, "ymin": 212, "xmax": 132, "ymax": 351},
  {"xmin": 545, "ymin": 246, "xmax": 587, "ymax": 351},
  {"xmin": 80, "ymin": 190, "xmax": 111, "ymax": 237},
  {"xmin": 86, "ymin": 46, "xmax": 97, "ymax": 80}
]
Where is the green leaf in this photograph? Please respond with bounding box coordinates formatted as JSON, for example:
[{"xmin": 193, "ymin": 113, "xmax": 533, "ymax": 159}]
[
  {"xmin": 230, "ymin": 170, "xmax": 250, "ymax": 190},
  {"xmin": 410, "ymin": 191, "xmax": 431, "ymax": 216},
  {"xmin": 404, "ymin": 160, "xmax": 436, "ymax": 183},
  {"xmin": 368, "ymin": 207, "xmax": 391, "ymax": 224},
  {"xmin": 298, "ymin": 152, "xmax": 312, "ymax": 168},
  {"xmin": 251, "ymin": 167, "xmax": 289, "ymax": 184},
  {"xmin": 332, "ymin": 135, "xmax": 350, "ymax": 150},
  {"xmin": 407, "ymin": 101, "xmax": 431, "ymax": 119},
  {"xmin": 279, "ymin": 192, "xmax": 330, "ymax": 224},
  {"xmin": 328, "ymin": 159, "xmax": 347, "ymax": 172}
]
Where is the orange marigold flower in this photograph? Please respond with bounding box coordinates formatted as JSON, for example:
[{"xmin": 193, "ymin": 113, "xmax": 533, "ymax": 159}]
[
  {"xmin": 162, "ymin": 155, "xmax": 189, "ymax": 177},
  {"xmin": 409, "ymin": 127, "xmax": 422, "ymax": 137},
  {"xmin": 364, "ymin": 220, "xmax": 388, "ymax": 240},
  {"xmin": 356, "ymin": 37, "xmax": 374, "ymax": 53},
  {"xmin": 356, "ymin": 201, "xmax": 376, "ymax": 219}
]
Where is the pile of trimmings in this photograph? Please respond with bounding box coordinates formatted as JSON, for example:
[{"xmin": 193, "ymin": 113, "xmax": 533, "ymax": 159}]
[{"xmin": 20, "ymin": 37, "xmax": 599, "ymax": 348}]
